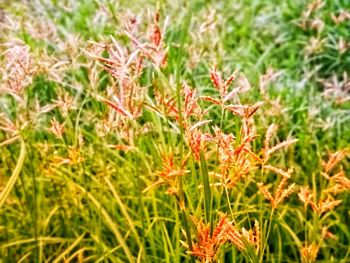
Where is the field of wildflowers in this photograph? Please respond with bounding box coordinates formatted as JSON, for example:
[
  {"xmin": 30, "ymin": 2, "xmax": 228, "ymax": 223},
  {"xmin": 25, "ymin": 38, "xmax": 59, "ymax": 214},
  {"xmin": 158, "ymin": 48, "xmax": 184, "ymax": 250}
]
[{"xmin": 0, "ymin": 0, "xmax": 349, "ymax": 262}]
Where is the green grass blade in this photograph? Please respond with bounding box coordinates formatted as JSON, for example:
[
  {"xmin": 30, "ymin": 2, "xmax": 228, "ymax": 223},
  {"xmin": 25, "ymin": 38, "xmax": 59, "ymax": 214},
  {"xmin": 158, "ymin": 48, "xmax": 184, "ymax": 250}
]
[
  {"xmin": 104, "ymin": 177, "xmax": 142, "ymax": 247},
  {"xmin": 200, "ymin": 150, "xmax": 212, "ymax": 229},
  {"xmin": 72, "ymin": 181, "xmax": 135, "ymax": 262},
  {"xmin": 0, "ymin": 138, "xmax": 26, "ymax": 208},
  {"xmin": 52, "ymin": 232, "xmax": 86, "ymax": 263}
]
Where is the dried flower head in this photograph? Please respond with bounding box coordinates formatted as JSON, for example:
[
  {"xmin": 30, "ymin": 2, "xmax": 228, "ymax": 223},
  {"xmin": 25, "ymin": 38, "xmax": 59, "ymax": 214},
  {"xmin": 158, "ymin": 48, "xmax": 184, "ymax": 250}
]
[
  {"xmin": 337, "ymin": 37, "xmax": 348, "ymax": 54},
  {"xmin": 212, "ymin": 126, "xmax": 259, "ymax": 188},
  {"xmin": 53, "ymin": 147, "xmax": 84, "ymax": 166},
  {"xmin": 189, "ymin": 215, "xmax": 228, "ymax": 262},
  {"xmin": 321, "ymin": 227, "xmax": 337, "ymax": 240},
  {"xmin": 300, "ymin": 243, "xmax": 319, "ymax": 263},
  {"xmin": 298, "ymin": 186, "xmax": 313, "ymax": 209},
  {"xmin": 185, "ymin": 124, "xmax": 212, "ymax": 161},
  {"xmin": 1, "ymin": 40, "xmax": 37, "ymax": 95},
  {"xmin": 298, "ymin": 186, "xmax": 342, "ymax": 215},
  {"xmin": 48, "ymin": 118, "xmax": 64, "ymax": 139},
  {"xmin": 259, "ymin": 68, "xmax": 283, "ymax": 96},
  {"xmin": 310, "ymin": 18, "xmax": 324, "ymax": 33},
  {"xmin": 304, "ymin": 37, "xmax": 326, "ymax": 56},
  {"xmin": 262, "ymin": 124, "xmax": 298, "ymax": 162},
  {"xmin": 189, "ymin": 215, "xmax": 260, "ymax": 262},
  {"xmin": 322, "ymin": 150, "xmax": 346, "ymax": 175},
  {"xmin": 331, "ymin": 10, "xmax": 350, "ymax": 25},
  {"xmin": 258, "ymin": 174, "xmax": 295, "ymax": 209},
  {"xmin": 320, "ymin": 73, "xmax": 350, "ymax": 104},
  {"xmin": 124, "ymin": 11, "xmax": 168, "ymax": 69}
]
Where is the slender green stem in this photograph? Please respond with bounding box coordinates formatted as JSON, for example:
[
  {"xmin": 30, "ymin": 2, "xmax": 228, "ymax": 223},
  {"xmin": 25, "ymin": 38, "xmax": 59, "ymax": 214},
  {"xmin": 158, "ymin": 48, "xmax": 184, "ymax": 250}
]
[
  {"xmin": 200, "ymin": 150, "xmax": 212, "ymax": 233},
  {"xmin": 260, "ymin": 208, "xmax": 274, "ymax": 263},
  {"xmin": 259, "ymin": 166, "xmax": 265, "ymax": 258},
  {"xmin": 173, "ymin": 11, "xmax": 193, "ymax": 257}
]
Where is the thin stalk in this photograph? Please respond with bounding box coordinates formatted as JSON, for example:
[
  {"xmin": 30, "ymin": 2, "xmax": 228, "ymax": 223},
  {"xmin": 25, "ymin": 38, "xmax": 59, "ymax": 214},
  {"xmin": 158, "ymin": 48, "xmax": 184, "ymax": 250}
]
[
  {"xmin": 25, "ymin": 141, "xmax": 39, "ymax": 263},
  {"xmin": 200, "ymin": 150, "xmax": 212, "ymax": 232},
  {"xmin": 173, "ymin": 11, "xmax": 193, "ymax": 255},
  {"xmin": 260, "ymin": 208, "xmax": 274, "ymax": 262},
  {"xmin": 312, "ymin": 172, "xmax": 318, "ymax": 243},
  {"xmin": 224, "ymin": 186, "xmax": 234, "ymax": 221},
  {"xmin": 259, "ymin": 166, "xmax": 265, "ymax": 258}
]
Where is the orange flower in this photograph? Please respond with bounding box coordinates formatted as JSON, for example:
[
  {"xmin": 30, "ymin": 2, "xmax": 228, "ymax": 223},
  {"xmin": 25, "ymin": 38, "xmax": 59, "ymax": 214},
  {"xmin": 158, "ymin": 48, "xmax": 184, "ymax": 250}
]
[
  {"xmin": 258, "ymin": 176, "xmax": 295, "ymax": 209},
  {"xmin": 300, "ymin": 243, "xmax": 319, "ymax": 263},
  {"xmin": 189, "ymin": 215, "xmax": 260, "ymax": 262}
]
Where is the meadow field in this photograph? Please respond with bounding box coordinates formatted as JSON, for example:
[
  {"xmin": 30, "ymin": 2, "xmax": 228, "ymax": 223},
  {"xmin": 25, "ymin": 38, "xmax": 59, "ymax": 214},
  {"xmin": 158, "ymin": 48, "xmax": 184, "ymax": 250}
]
[{"xmin": 0, "ymin": 0, "xmax": 350, "ymax": 262}]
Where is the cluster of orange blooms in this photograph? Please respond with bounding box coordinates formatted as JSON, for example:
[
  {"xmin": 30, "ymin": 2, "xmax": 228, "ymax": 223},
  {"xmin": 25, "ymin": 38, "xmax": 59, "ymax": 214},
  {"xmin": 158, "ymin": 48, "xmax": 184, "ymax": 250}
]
[{"xmin": 62, "ymin": 9, "xmax": 349, "ymax": 262}]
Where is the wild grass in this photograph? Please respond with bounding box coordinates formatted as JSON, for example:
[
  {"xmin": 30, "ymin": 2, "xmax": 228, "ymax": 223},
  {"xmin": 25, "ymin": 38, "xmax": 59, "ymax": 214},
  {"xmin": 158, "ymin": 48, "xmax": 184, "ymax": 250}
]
[{"xmin": 0, "ymin": 0, "xmax": 350, "ymax": 262}]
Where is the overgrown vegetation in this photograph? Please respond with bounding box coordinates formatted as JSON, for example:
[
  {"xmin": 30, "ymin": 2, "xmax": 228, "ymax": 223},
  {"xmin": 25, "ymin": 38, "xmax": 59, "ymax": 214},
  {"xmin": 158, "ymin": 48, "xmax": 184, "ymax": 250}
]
[{"xmin": 0, "ymin": 0, "xmax": 349, "ymax": 262}]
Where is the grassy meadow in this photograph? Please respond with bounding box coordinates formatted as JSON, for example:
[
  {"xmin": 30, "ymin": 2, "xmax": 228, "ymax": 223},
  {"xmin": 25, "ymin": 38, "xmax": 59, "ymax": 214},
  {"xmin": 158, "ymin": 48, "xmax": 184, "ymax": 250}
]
[{"xmin": 1, "ymin": 0, "xmax": 350, "ymax": 262}]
